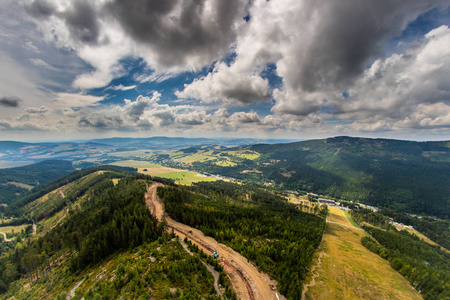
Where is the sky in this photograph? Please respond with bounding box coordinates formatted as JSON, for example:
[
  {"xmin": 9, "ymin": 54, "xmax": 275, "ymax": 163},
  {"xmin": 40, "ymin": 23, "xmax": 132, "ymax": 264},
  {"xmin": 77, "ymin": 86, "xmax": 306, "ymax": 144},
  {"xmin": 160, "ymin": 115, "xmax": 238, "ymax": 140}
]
[{"xmin": 0, "ymin": 0, "xmax": 449, "ymax": 142}]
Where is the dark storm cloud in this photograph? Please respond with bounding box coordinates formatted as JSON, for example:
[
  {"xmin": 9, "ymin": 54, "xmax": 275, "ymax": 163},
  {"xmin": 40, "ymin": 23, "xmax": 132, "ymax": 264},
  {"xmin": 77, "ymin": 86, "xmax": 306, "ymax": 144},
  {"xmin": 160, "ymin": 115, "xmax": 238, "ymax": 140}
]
[
  {"xmin": 25, "ymin": 0, "xmax": 55, "ymax": 19},
  {"xmin": 289, "ymin": 0, "xmax": 449, "ymax": 92},
  {"xmin": 0, "ymin": 96, "xmax": 21, "ymax": 107},
  {"xmin": 106, "ymin": 0, "xmax": 246, "ymax": 67},
  {"xmin": 26, "ymin": 0, "xmax": 100, "ymax": 45},
  {"xmin": 64, "ymin": 1, "xmax": 101, "ymax": 45}
]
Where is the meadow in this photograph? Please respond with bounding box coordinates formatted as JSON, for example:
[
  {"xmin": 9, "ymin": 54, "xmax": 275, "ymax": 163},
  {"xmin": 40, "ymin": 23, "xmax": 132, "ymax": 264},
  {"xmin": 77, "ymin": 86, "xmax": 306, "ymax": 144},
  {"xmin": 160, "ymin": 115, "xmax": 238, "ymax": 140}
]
[
  {"xmin": 304, "ymin": 207, "xmax": 421, "ymax": 300},
  {"xmin": 109, "ymin": 160, "xmax": 218, "ymax": 185}
]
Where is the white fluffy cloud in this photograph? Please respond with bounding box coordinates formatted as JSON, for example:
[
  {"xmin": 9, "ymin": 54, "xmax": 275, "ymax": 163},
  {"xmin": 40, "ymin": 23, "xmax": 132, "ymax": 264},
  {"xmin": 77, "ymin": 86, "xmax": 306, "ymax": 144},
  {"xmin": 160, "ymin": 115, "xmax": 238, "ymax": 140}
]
[{"xmin": 176, "ymin": 62, "xmax": 271, "ymax": 104}]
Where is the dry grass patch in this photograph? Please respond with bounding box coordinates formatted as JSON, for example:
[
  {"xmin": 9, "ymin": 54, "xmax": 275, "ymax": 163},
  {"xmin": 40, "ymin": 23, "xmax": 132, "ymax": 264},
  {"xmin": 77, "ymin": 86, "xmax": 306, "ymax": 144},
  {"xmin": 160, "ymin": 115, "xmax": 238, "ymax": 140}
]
[
  {"xmin": 138, "ymin": 166, "xmax": 185, "ymax": 175},
  {"xmin": 305, "ymin": 207, "xmax": 421, "ymax": 300}
]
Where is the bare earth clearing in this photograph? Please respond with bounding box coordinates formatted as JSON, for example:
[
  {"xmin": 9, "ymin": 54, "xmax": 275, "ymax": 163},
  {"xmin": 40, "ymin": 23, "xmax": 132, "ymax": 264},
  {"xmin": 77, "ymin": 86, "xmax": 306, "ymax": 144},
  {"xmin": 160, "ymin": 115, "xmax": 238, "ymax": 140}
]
[
  {"xmin": 304, "ymin": 207, "xmax": 422, "ymax": 300},
  {"xmin": 145, "ymin": 183, "xmax": 284, "ymax": 300}
]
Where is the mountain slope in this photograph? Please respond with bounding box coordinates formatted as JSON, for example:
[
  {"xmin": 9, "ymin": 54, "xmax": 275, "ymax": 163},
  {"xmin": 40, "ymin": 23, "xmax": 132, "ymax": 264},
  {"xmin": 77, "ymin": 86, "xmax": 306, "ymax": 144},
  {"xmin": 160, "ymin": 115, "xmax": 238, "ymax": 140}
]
[
  {"xmin": 0, "ymin": 160, "xmax": 74, "ymax": 205},
  {"xmin": 191, "ymin": 136, "xmax": 450, "ymax": 217},
  {"xmin": 0, "ymin": 171, "xmax": 234, "ymax": 299}
]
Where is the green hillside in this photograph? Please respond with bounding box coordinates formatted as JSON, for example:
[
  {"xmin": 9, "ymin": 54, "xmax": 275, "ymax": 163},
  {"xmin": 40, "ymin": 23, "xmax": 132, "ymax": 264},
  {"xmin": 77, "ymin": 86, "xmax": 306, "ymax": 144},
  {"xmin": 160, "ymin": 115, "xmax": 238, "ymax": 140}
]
[
  {"xmin": 0, "ymin": 170, "xmax": 235, "ymax": 299},
  {"xmin": 0, "ymin": 160, "xmax": 74, "ymax": 205},
  {"xmin": 189, "ymin": 136, "xmax": 450, "ymax": 218}
]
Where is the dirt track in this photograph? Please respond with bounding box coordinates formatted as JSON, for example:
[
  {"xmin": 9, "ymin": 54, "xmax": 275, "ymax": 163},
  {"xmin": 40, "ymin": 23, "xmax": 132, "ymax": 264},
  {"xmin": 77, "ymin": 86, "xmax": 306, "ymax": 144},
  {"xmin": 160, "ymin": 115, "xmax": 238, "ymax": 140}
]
[
  {"xmin": 146, "ymin": 182, "xmax": 283, "ymax": 300},
  {"xmin": 0, "ymin": 232, "xmax": 11, "ymax": 242}
]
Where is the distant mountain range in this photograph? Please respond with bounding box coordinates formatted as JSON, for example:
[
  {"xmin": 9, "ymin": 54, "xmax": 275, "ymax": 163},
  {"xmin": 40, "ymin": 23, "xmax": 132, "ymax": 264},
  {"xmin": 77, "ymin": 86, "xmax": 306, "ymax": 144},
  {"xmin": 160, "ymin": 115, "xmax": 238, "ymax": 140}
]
[{"xmin": 0, "ymin": 136, "xmax": 296, "ymax": 165}]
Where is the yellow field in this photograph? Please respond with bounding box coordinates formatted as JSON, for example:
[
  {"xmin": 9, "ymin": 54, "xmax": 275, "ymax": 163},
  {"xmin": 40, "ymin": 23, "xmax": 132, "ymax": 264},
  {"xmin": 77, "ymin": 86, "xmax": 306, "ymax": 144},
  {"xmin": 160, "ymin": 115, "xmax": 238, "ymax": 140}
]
[{"xmin": 305, "ymin": 207, "xmax": 421, "ymax": 300}]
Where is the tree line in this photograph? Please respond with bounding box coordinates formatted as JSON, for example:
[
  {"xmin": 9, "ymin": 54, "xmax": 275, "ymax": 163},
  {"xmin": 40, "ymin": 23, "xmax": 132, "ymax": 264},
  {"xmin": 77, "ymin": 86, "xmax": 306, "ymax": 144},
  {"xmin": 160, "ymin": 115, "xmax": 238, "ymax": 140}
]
[{"xmin": 362, "ymin": 226, "xmax": 450, "ymax": 299}]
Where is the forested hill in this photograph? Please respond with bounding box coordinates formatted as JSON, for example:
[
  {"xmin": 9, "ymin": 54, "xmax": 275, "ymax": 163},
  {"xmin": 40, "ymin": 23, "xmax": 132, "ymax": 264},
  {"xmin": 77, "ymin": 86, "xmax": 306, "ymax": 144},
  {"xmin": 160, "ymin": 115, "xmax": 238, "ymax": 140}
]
[
  {"xmin": 252, "ymin": 136, "xmax": 450, "ymax": 217},
  {"xmin": 193, "ymin": 136, "xmax": 450, "ymax": 218},
  {"xmin": 0, "ymin": 160, "xmax": 74, "ymax": 205}
]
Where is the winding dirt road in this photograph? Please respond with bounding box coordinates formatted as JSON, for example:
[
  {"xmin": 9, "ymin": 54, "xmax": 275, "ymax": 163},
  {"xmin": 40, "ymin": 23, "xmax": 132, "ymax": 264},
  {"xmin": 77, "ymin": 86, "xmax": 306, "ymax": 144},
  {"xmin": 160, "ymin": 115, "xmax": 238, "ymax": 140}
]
[
  {"xmin": 0, "ymin": 232, "xmax": 11, "ymax": 242},
  {"xmin": 146, "ymin": 182, "xmax": 283, "ymax": 300}
]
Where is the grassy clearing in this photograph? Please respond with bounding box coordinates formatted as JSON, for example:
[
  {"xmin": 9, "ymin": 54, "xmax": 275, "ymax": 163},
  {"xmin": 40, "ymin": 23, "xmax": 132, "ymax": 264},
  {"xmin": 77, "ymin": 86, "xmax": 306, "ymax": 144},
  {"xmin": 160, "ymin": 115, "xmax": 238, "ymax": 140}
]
[
  {"xmin": 5, "ymin": 181, "xmax": 34, "ymax": 190},
  {"xmin": 214, "ymin": 159, "xmax": 237, "ymax": 167},
  {"xmin": 154, "ymin": 171, "xmax": 218, "ymax": 185},
  {"xmin": 108, "ymin": 160, "xmax": 159, "ymax": 168},
  {"xmin": 176, "ymin": 151, "xmax": 217, "ymax": 164},
  {"xmin": 0, "ymin": 224, "xmax": 28, "ymax": 235},
  {"xmin": 137, "ymin": 165, "xmax": 218, "ymax": 185},
  {"xmin": 138, "ymin": 165, "xmax": 185, "ymax": 175},
  {"xmin": 226, "ymin": 150, "xmax": 260, "ymax": 160},
  {"xmin": 327, "ymin": 207, "xmax": 352, "ymax": 225},
  {"xmin": 305, "ymin": 207, "xmax": 421, "ymax": 300}
]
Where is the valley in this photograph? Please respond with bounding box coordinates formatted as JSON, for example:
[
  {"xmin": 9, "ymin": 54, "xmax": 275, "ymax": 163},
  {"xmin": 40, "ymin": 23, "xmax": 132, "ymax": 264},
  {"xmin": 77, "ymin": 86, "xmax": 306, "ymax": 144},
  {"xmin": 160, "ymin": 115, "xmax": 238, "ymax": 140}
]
[{"xmin": 0, "ymin": 136, "xmax": 449, "ymax": 299}]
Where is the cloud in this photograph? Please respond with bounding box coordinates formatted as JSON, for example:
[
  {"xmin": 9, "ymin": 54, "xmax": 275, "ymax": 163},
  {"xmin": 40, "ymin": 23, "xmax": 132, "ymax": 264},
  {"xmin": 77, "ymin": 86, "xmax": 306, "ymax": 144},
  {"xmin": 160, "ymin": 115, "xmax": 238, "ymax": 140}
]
[
  {"xmin": 108, "ymin": 84, "xmax": 137, "ymax": 91},
  {"xmin": 53, "ymin": 93, "xmax": 105, "ymax": 109},
  {"xmin": 63, "ymin": 1, "xmax": 100, "ymax": 45},
  {"xmin": 176, "ymin": 62, "xmax": 271, "ymax": 104},
  {"xmin": 0, "ymin": 96, "xmax": 21, "ymax": 107},
  {"xmin": 106, "ymin": 0, "xmax": 247, "ymax": 70},
  {"xmin": 135, "ymin": 72, "xmax": 177, "ymax": 84},
  {"xmin": 177, "ymin": 111, "xmax": 211, "ymax": 125},
  {"xmin": 230, "ymin": 111, "xmax": 260, "ymax": 124},
  {"xmin": 328, "ymin": 25, "xmax": 450, "ymax": 129},
  {"xmin": 25, "ymin": 0, "xmax": 55, "ymax": 19},
  {"xmin": 23, "ymin": 41, "xmax": 40, "ymax": 53},
  {"xmin": 23, "ymin": 0, "xmax": 249, "ymax": 89},
  {"xmin": 29, "ymin": 58, "xmax": 55, "ymax": 70},
  {"xmin": 0, "ymin": 119, "xmax": 46, "ymax": 131},
  {"xmin": 25, "ymin": 106, "xmax": 48, "ymax": 114}
]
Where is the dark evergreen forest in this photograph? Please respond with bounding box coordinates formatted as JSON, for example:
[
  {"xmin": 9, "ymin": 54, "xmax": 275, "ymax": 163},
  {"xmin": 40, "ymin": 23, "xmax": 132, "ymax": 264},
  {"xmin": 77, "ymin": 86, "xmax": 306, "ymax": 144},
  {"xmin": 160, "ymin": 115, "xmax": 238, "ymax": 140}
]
[{"xmin": 158, "ymin": 181, "xmax": 326, "ymax": 299}]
